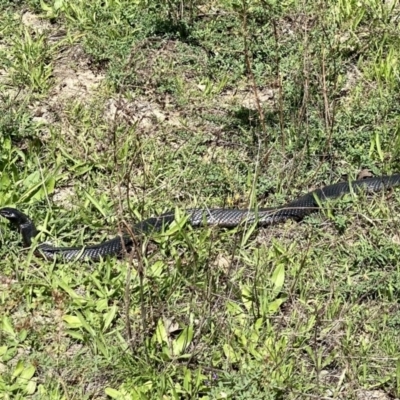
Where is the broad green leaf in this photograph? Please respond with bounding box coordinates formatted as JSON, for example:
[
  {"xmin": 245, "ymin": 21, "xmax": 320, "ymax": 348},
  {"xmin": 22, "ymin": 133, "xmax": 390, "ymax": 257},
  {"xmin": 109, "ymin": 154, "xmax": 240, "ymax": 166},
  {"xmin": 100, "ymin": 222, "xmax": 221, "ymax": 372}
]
[
  {"xmin": 148, "ymin": 261, "xmax": 164, "ymax": 277},
  {"xmin": 223, "ymin": 344, "xmax": 239, "ymax": 363},
  {"xmin": 19, "ymin": 329, "xmax": 28, "ymax": 342},
  {"xmin": 63, "ymin": 315, "xmax": 83, "ymax": 328},
  {"xmin": 0, "ymin": 346, "xmax": 7, "ymax": 356},
  {"xmin": 54, "ymin": 0, "xmax": 64, "ymax": 10},
  {"xmin": 90, "ymin": 275, "xmax": 108, "ymax": 298},
  {"xmin": 76, "ymin": 312, "xmax": 96, "ymax": 336},
  {"xmin": 104, "ymin": 388, "xmax": 128, "ymax": 399},
  {"xmin": 272, "ymin": 242, "xmax": 287, "ymax": 256},
  {"xmin": 96, "ymin": 298, "xmax": 108, "ymax": 312},
  {"xmin": 164, "ymin": 208, "xmax": 189, "ymax": 235},
  {"xmin": 1, "ymin": 345, "xmax": 17, "ymax": 362},
  {"xmin": 270, "ymin": 263, "xmax": 285, "ymax": 298},
  {"xmin": 268, "ymin": 297, "xmax": 287, "ymax": 314},
  {"xmin": 65, "ymin": 330, "xmax": 84, "ymax": 341},
  {"xmin": 20, "ymin": 363, "xmax": 35, "ymax": 381},
  {"xmin": 12, "ymin": 360, "xmax": 24, "ymax": 378},
  {"xmin": 226, "ymin": 300, "xmax": 246, "ymax": 325},
  {"xmin": 183, "ymin": 368, "xmax": 191, "ymax": 392},
  {"xmin": 234, "ymin": 329, "xmax": 247, "ymax": 347},
  {"xmin": 3, "ymin": 137, "xmax": 11, "ymax": 150},
  {"xmin": 45, "ymin": 175, "xmax": 56, "ymax": 194},
  {"xmin": 40, "ymin": 0, "xmax": 53, "ymax": 12},
  {"xmin": 241, "ymin": 285, "xmax": 253, "ymax": 312},
  {"xmin": 161, "ymin": 345, "xmax": 172, "ymax": 360},
  {"xmin": 95, "ymin": 337, "xmax": 109, "ymax": 359},
  {"xmin": 155, "ymin": 319, "xmax": 168, "ymax": 345},
  {"xmin": 56, "ymin": 279, "xmax": 85, "ymax": 301},
  {"xmin": 172, "ymin": 326, "xmax": 194, "ymax": 356},
  {"xmin": 25, "ymin": 379, "xmax": 37, "ymax": 395},
  {"xmin": 1, "ymin": 316, "xmax": 16, "ymax": 337},
  {"xmin": 103, "ymin": 305, "xmax": 117, "ymax": 332},
  {"xmin": 0, "ymin": 173, "xmax": 11, "ymax": 188}
]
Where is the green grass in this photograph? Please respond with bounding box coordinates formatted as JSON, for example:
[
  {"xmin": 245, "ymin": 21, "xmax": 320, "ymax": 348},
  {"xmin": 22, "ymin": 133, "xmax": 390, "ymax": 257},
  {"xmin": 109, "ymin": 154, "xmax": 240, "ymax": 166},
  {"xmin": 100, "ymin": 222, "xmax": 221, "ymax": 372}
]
[{"xmin": 1, "ymin": 0, "xmax": 400, "ymax": 399}]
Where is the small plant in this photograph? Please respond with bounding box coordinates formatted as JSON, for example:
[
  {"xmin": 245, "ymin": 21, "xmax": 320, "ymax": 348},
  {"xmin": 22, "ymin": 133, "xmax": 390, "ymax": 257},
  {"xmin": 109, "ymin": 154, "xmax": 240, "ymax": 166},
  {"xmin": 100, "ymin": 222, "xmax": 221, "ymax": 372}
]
[{"xmin": 8, "ymin": 27, "xmax": 54, "ymax": 93}]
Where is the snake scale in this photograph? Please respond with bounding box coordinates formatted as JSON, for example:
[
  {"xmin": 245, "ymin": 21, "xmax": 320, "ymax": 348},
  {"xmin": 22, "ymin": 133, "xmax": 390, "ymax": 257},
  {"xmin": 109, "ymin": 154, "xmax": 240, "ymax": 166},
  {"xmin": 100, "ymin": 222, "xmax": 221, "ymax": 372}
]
[{"xmin": 1, "ymin": 174, "xmax": 400, "ymax": 261}]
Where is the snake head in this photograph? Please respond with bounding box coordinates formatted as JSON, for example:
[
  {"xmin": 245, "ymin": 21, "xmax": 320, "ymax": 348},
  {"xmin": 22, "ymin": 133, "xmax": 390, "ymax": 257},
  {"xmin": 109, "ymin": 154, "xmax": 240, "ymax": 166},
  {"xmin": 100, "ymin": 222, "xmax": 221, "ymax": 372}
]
[
  {"xmin": 0, "ymin": 207, "xmax": 30, "ymax": 228},
  {"xmin": 0, "ymin": 207, "xmax": 37, "ymax": 247}
]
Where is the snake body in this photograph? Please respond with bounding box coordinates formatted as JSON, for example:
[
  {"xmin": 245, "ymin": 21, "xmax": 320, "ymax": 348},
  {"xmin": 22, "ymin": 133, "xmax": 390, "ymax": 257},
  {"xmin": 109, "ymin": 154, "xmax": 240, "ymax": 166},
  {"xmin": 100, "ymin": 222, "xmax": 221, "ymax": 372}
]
[{"xmin": 1, "ymin": 174, "xmax": 400, "ymax": 261}]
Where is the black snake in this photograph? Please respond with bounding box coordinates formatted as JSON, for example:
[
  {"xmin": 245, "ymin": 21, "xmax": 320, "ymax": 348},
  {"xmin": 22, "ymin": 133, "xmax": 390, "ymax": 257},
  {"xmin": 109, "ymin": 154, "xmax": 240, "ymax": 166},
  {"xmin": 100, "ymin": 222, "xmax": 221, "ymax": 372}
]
[{"xmin": 1, "ymin": 174, "xmax": 400, "ymax": 261}]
